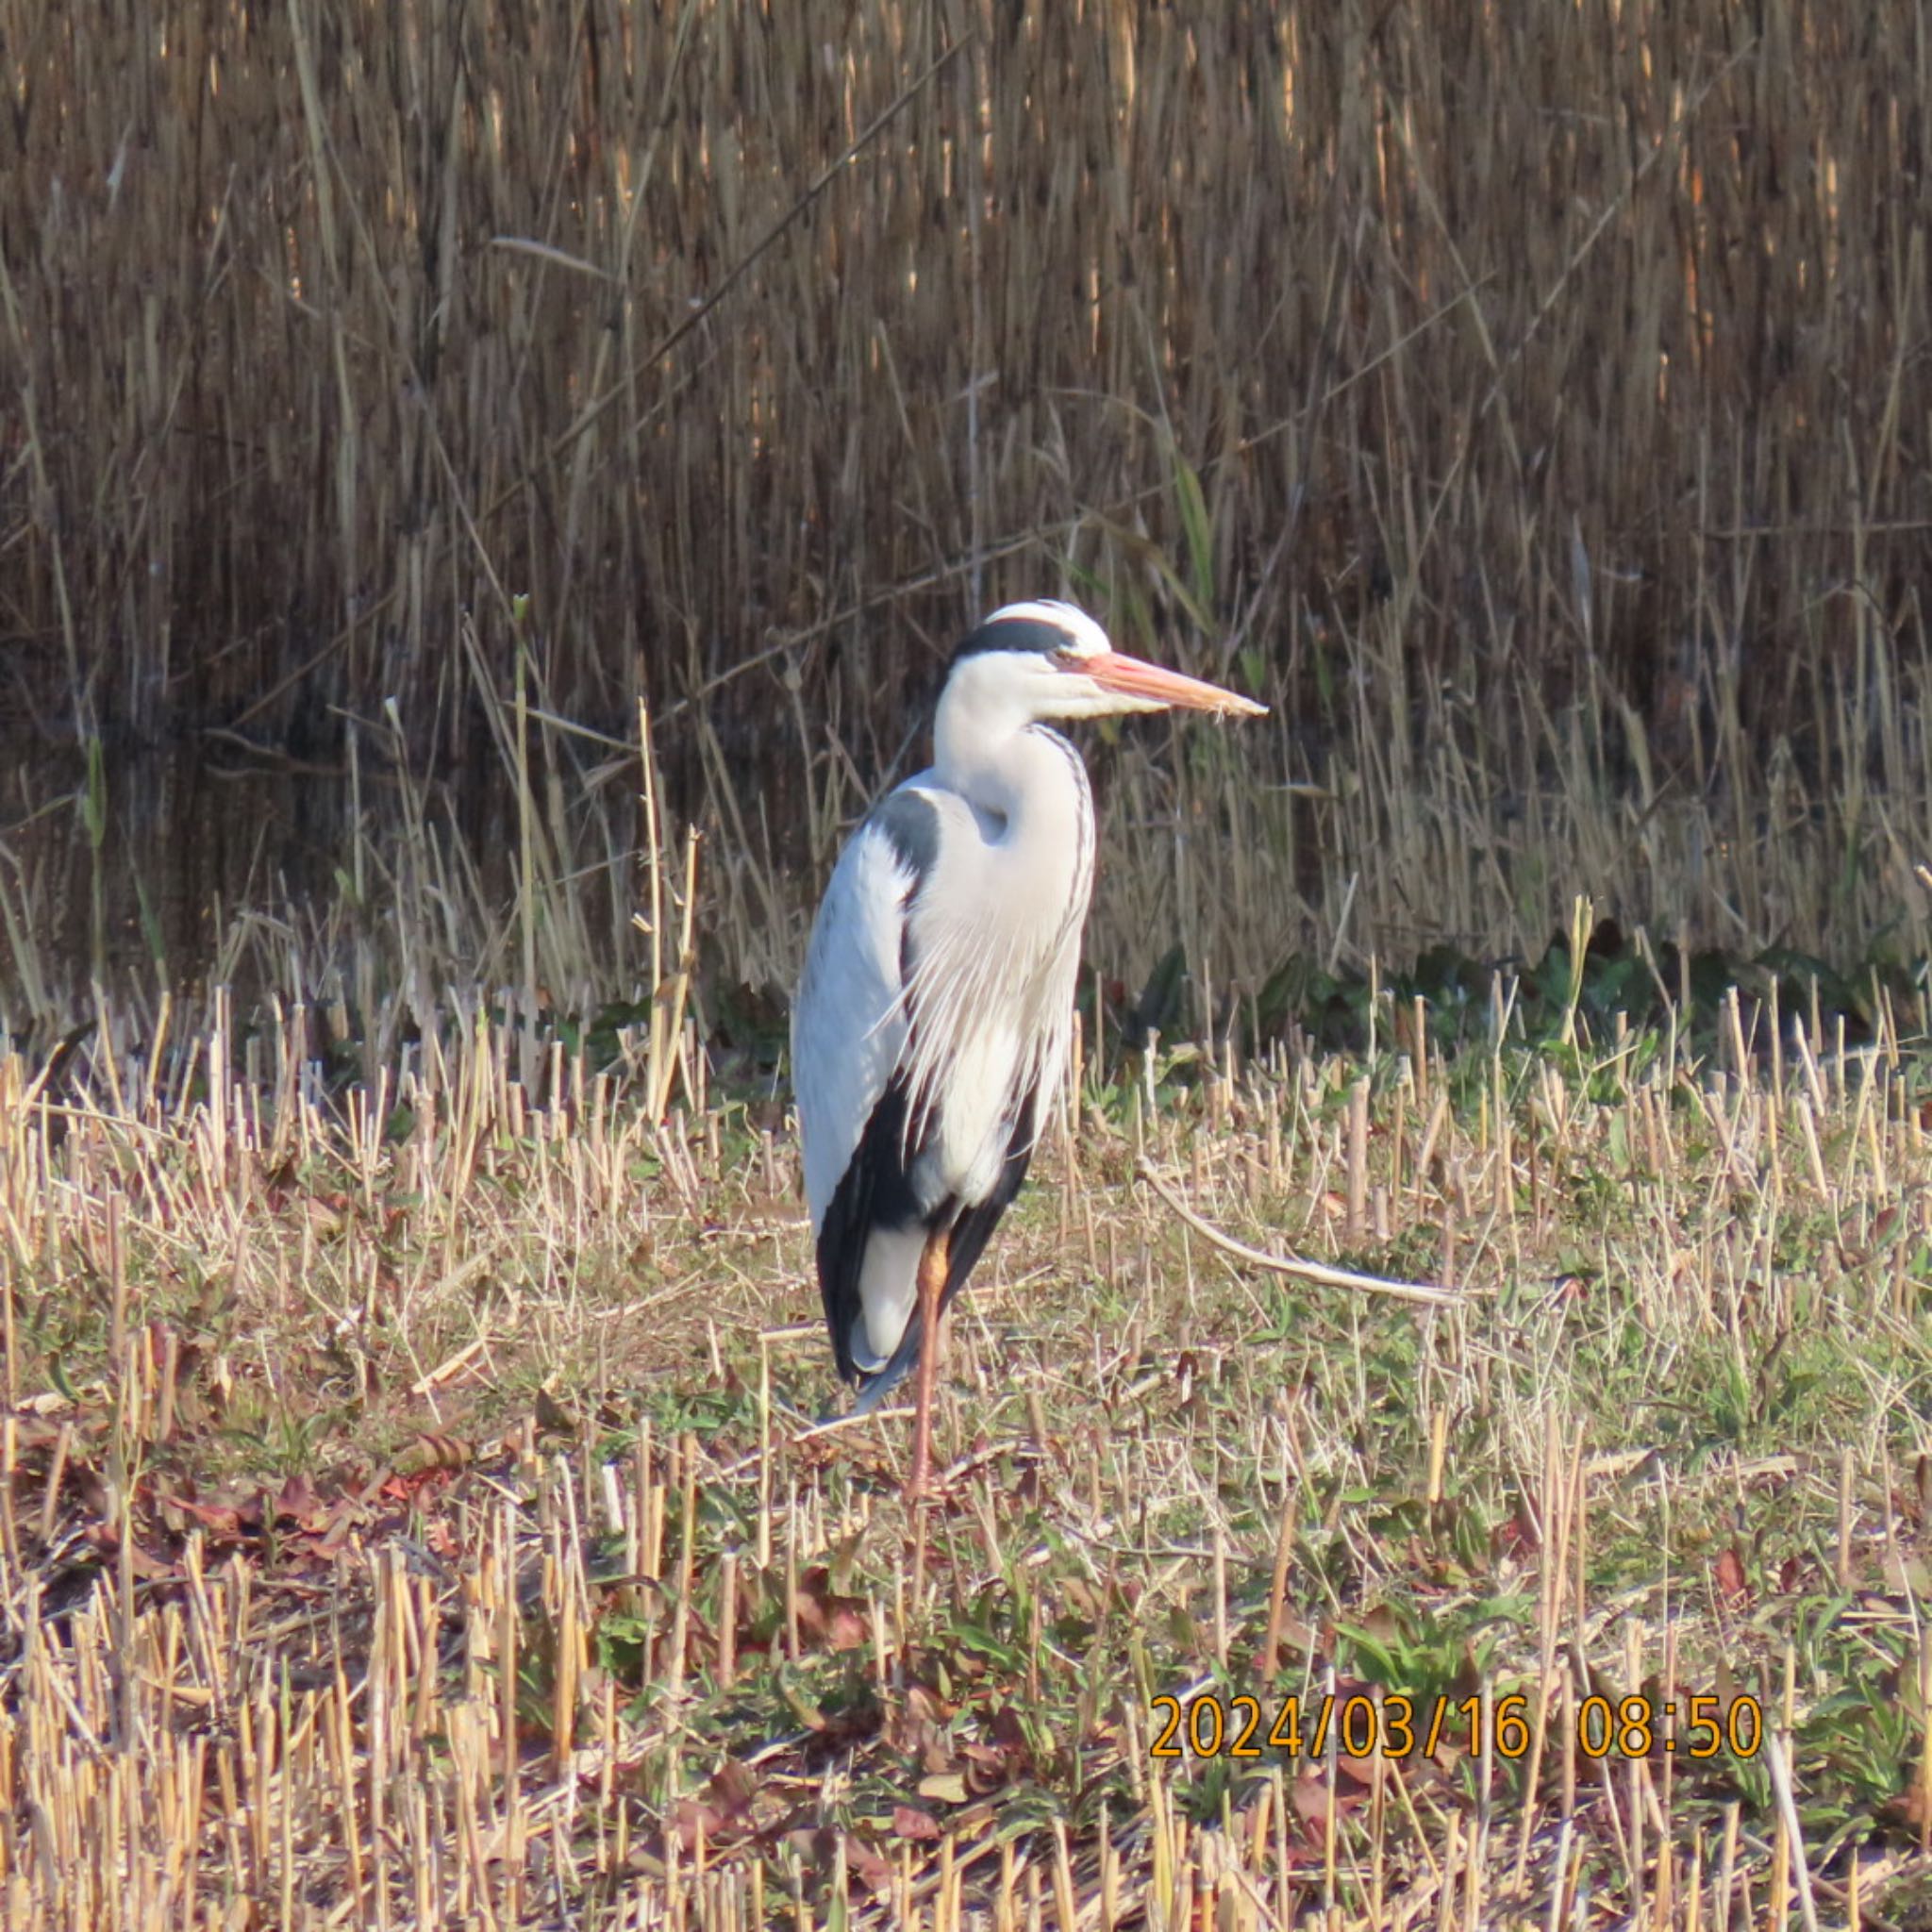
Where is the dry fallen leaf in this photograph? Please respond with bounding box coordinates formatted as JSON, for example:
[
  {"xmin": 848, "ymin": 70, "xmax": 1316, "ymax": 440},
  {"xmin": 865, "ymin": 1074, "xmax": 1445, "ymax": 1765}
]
[
  {"xmin": 891, "ymin": 1804, "xmax": 941, "ymax": 1841},
  {"xmin": 791, "ymin": 1565, "xmax": 871, "ymax": 1652},
  {"xmin": 1714, "ymin": 1545, "xmax": 1751, "ymax": 1607}
]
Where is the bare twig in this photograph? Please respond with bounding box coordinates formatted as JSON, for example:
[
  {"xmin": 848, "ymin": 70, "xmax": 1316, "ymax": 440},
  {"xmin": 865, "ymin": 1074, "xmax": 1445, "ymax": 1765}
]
[{"xmin": 1134, "ymin": 1158, "xmax": 1467, "ymax": 1306}]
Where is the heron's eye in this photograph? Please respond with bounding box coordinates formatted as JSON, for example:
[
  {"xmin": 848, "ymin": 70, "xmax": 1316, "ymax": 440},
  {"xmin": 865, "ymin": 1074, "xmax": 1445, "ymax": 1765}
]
[{"xmin": 1048, "ymin": 647, "xmax": 1081, "ymax": 670}]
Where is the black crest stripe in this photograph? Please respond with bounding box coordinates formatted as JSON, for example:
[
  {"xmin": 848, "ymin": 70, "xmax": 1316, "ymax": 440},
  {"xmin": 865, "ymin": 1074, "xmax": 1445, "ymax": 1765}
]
[{"xmin": 947, "ymin": 616, "xmax": 1076, "ymax": 671}]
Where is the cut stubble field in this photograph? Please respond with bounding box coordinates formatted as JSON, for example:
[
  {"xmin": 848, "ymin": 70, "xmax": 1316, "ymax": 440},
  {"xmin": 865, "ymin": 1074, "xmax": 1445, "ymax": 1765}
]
[{"xmin": 3, "ymin": 949, "xmax": 1930, "ymax": 1931}]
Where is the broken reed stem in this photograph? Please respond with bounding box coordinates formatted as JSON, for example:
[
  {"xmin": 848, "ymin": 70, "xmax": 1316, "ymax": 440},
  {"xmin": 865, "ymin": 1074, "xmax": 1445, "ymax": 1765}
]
[
  {"xmin": 1257, "ymin": 1417, "xmax": 1300, "ymax": 1682},
  {"xmin": 1136, "ymin": 1158, "xmax": 1461, "ymax": 1303}
]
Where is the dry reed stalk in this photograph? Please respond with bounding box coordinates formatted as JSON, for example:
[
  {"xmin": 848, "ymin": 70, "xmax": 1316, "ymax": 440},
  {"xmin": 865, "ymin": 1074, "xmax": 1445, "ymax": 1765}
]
[{"xmin": 1137, "ymin": 1158, "xmax": 1458, "ymax": 1304}]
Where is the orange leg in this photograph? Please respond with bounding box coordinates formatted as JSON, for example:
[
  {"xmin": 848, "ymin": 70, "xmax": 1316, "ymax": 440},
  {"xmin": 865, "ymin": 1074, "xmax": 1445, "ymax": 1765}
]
[{"xmin": 905, "ymin": 1230, "xmax": 950, "ymax": 1503}]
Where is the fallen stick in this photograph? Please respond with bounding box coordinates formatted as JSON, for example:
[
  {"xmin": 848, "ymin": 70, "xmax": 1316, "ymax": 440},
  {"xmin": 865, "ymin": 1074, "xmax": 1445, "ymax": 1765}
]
[{"xmin": 1134, "ymin": 1158, "xmax": 1470, "ymax": 1306}]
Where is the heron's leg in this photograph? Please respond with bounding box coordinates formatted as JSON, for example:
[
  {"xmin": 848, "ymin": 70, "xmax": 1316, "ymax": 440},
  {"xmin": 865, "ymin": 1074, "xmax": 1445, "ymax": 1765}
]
[{"xmin": 905, "ymin": 1230, "xmax": 949, "ymax": 1504}]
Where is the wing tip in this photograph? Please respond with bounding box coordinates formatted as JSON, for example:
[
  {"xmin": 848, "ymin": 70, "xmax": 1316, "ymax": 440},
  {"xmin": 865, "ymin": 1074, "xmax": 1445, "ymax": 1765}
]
[{"xmin": 848, "ymin": 1332, "xmax": 921, "ymax": 1414}]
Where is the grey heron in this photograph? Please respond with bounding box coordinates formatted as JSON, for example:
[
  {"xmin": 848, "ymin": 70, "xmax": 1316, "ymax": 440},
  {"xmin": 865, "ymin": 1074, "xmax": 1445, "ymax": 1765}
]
[{"xmin": 791, "ymin": 600, "xmax": 1266, "ymax": 1501}]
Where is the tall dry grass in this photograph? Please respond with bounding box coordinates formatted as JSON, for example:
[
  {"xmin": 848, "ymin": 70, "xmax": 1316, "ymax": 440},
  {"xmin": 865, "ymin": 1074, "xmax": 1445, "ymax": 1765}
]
[{"xmin": 4, "ymin": 0, "xmax": 1932, "ymax": 1013}]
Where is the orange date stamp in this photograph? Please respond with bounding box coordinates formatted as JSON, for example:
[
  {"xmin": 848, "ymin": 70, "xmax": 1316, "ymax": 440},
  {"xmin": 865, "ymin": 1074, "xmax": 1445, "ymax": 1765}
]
[{"xmin": 1149, "ymin": 1690, "xmax": 1764, "ymax": 1762}]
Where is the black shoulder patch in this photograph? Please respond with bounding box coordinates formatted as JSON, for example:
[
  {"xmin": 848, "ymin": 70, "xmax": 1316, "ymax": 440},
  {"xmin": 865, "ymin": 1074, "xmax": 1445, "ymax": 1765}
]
[
  {"xmin": 870, "ymin": 789, "xmax": 941, "ymax": 881},
  {"xmin": 948, "ymin": 615, "xmax": 1072, "ymax": 670}
]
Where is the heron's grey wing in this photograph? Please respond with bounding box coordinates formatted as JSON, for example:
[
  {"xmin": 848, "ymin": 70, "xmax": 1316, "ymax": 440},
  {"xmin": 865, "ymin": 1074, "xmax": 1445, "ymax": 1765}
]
[
  {"xmin": 791, "ymin": 790, "xmax": 946, "ymax": 1383},
  {"xmin": 791, "ymin": 791, "xmax": 940, "ymax": 1226}
]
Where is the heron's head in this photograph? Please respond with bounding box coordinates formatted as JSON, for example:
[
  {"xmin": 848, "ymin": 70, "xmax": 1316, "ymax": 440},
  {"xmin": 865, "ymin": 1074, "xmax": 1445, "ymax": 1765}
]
[{"xmin": 943, "ymin": 600, "xmax": 1268, "ymax": 728}]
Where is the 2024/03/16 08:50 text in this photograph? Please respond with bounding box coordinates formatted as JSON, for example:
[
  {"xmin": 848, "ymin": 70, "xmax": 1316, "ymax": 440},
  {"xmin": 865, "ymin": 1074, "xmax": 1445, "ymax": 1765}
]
[{"xmin": 1149, "ymin": 1691, "xmax": 1765, "ymax": 1762}]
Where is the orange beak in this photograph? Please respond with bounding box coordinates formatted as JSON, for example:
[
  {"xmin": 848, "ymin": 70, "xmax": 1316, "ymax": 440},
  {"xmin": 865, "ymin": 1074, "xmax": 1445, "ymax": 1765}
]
[{"xmin": 1079, "ymin": 651, "xmax": 1268, "ymax": 717}]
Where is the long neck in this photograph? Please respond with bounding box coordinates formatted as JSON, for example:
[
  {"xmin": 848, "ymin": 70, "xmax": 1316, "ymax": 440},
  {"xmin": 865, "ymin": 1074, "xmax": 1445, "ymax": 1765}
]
[
  {"xmin": 934, "ymin": 702, "xmax": 1095, "ymax": 929},
  {"xmin": 933, "ymin": 685, "xmax": 1082, "ymax": 827},
  {"xmin": 930, "ymin": 658, "xmax": 1098, "ymax": 939}
]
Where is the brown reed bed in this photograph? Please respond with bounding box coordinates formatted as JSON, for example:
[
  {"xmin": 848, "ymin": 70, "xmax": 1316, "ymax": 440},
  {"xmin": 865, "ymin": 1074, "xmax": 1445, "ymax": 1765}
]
[{"xmin": 5, "ymin": 0, "xmax": 1932, "ymax": 997}]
